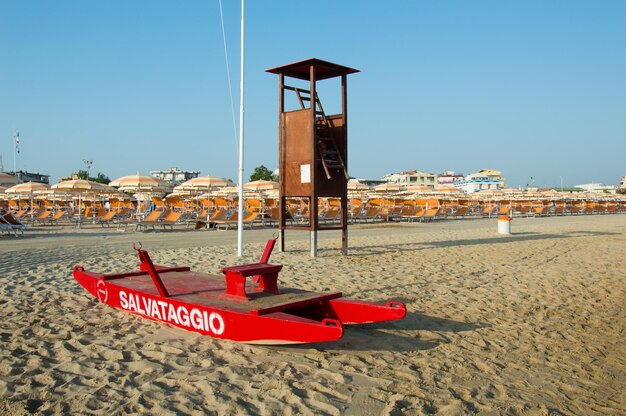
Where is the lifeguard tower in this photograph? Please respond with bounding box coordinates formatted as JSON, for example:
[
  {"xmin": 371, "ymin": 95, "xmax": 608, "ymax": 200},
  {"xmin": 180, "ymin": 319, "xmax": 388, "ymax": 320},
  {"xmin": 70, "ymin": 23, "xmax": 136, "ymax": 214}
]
[{"xmin": 266, "ymin": 58, "xmax": 359, "ymax": 256}]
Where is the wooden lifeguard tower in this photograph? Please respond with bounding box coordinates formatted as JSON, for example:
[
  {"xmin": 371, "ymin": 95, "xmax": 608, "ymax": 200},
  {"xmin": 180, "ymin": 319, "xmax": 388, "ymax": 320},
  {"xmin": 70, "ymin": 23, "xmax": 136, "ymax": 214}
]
[{"xmin": 266, "ymin": 58, "xmax": 359, "ymax": 256}]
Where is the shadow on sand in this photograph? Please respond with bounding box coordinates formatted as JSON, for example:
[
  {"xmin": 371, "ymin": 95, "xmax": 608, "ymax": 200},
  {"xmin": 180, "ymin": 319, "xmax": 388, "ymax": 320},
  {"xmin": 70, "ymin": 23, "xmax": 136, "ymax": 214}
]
[
  {"xmin": 300, "ymin": 230, "xmax": 620, "ymax": 257},
  {"xmin": 267, "ymin": 310, "xmax": 488, "ymax": 354}
]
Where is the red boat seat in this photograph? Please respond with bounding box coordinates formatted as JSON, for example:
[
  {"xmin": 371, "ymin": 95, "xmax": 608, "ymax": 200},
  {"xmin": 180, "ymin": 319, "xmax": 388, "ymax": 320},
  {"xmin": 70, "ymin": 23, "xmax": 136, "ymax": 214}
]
[{"xmin": 221, "ymin": 263, "xmax": 283, "ymax": 300}]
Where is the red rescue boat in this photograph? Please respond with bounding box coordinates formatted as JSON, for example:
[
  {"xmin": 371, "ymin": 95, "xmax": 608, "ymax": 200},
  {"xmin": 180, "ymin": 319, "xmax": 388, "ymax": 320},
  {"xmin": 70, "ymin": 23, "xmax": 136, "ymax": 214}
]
[{"xmin": 73, "ymin": 239, "xmax": 406, "ymax": 344}]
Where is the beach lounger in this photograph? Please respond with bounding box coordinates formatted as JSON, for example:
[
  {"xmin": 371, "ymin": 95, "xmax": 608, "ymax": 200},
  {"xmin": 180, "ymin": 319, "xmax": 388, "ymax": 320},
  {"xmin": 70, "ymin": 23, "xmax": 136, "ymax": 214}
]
[
  {"xmin": 190, "ymin": 209, "xmax": 228, "ymax": 229},
  {"xmin": 34, "ymin": 210, "xmax": 53, "ymax": 224},
  {"xmin": 406, "ymin": 207, "xmax": 426, "ymax": 222},
  {"xmin": 0, "ymin": 215, "xmax": 21, "ymax": 236},
  {"xmin": 319, "ymin": 207, "xmax": 341, "ymax": 224},
  {"xmin": 355, "ymin": 206, "xmax": 382, "ymax": 223},
  {"xmin": 1, "ymin": 213, "xmax": 26, "ymax": 236},
  {"xmin": 97, "ymin": 210, "xmax": 118, "ymax": 227},
  {"xmin": 452, "ymin": 206, "xmax": 469, "ymax": 219},
  {"xmin": 0, "ymin": 215, "xmax": 19, "ymax": 236},
  {"xmin": 160, "ymin": 211, "xmax": 183, "ymax": 231},
  {"xmin": 45, "ymin": 210, "xmax": 68, "ymax": 225},
  {"xmin": 262, "ymin": 207, "xmax": 281, "ymax": 227},
  {"xmin": 419, "ymin": 207, "xmax": 440, "ymax": 222},
  {"xmin": 214, "ymin": 210, "xmax": 259, "ymax": 230},
  {"xmin": 116, "ymin": 210, "xmax": 164, "ymax": 232},
  {"xmin": 481, "ymin": 204, "xmax": 498, "ymax": 217},
  {"xmin": 136, "ymin": 210, "xmax": 169, "ymax": 232}
]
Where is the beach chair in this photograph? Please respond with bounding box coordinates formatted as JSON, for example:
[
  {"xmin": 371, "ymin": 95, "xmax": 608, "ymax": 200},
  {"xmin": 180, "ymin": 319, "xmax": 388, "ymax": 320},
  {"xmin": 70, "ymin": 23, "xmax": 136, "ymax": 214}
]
[
  {"xmin": 8, "ymin": 200, "xmax": 19, "ymax": 211},
  {"xmin": 419, "ymin": 207, "xmax": 440, "ymax": 222},
  {"xmin": 582, "ymin": 201, "xmax": 596, "ymax": 214},
  {"xmin": 262, "ymin": 207, "xmax": 280, "ymax": 227},
  {"xmin": 553, "ymin": 201, "xmax": 567, "ymax": 215},
  {"xmin": 214, "ymin": 210, "xmax": 259, "ymax": 230},
  {"xmin": 569, "ymin": 201, "xmax": 583, "ymax": 215},
  {"xmin": 1, "ymin": 213, "xmax": 26, "ymax": 236},
  {"xmin": 481, "ymin": 204, "xmax": 498, "ymax": 217},
  {"xmin": 135, "ymin": 210, "xmax": 169, "ymax": 232},
  {"xmin": 160, "ymin": 211, "xmax": 184, "ymax": 231},
  {"xmin": 116, "ymin": 210, "xmax": 162, "ymax": 232},
  {"xmin": 348, "ymin": 205, "xmax": 363, "ymax": 223},
  {"xmin": 355, "ymin": 206, "xmax": 381, "ymax": 223},
  {"xmin": 151, "ymin": 196, "xmax": 165, "ymax": 211},
  {"xmin": 452, "ymin": 205, "xmax": 469, "ymax": 219},
  {"xmin": 532, "ymin": 202, "xmax": 550, "ymax": 217},
  {"xmin": 319, "ymin": 207, "xmax": 341, "ymax": 224},
  {"xmin": 45, "ymin": 210, "xmax": 68, "ymax": 225},
  {"xmin": 97, "ymin": 210, "xmax": 118, "ymax": 227},
  {"xmin": 34, "ymin": 210, "xmax": 53, "ymax": 224},
  {"xmin": 497, "ymin": 205, "xmax": 511, "ymax": 216},
  {"xmin": 0, "ymin": 214, "xmax": 20, "ymax": 236}
]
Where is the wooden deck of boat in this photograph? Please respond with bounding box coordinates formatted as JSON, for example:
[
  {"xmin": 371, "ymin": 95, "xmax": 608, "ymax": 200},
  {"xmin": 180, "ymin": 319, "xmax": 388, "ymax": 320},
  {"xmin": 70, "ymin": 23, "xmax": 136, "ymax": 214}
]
[{"xmin": 112, "ymin": 270, "xmax": 342, "ymax": 315}]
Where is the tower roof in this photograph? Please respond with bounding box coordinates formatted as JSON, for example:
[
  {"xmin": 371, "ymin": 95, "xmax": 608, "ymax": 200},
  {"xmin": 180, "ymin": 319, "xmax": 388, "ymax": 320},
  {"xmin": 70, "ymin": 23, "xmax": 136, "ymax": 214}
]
[{"xmin": 266, "ymin": 58, "xmax": 359, "ymax": 81}]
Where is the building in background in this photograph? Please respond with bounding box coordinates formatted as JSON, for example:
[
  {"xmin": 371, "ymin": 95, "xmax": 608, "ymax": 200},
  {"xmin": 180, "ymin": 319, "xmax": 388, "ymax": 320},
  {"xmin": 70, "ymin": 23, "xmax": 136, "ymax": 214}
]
[
  {"xmin": 10, "ymin": 170, "xmax": 50, "ymax": 184},
  {"xmin": 468, "ymin": 169, "xmax": 505, "ymax": 188},
  {"xmin": 437, "ymin": 170, "xmax": 465, "ymax": 186},
  {"xmin": 620, "ymin": 174, "xmax": 626, "ymax": 189},
  {"xmin": 382, "ymin": 170, "xmax": 437, "ymax": 189},
  {"xmin": 450, "ymin": 169, "xmax": 504, "ymax": 193},
  {"xmin": 575, "ymin": 183, "xmax": 617, "ymax": 194},
  {"xmin": 351, "ymin": 178, "xmax": 386, "ymax": 187},
  {"xmin": 151, "ymin": 167, "xmax": 199, "ymax": 186}
]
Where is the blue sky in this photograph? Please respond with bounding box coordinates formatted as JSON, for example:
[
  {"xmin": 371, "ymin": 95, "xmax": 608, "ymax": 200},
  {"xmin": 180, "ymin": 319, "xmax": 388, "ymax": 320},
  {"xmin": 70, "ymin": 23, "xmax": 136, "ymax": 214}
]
[{"xmin": 1, "ymin": 1, "xmax": 625, "ymax": 188}]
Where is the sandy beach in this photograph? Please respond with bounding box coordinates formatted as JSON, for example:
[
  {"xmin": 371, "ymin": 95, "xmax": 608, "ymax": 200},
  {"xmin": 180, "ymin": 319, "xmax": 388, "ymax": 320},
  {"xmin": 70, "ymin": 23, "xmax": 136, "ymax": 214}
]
[{"xmin": 1, "ymin": 215, "xmax": 625, "ymax": 415}]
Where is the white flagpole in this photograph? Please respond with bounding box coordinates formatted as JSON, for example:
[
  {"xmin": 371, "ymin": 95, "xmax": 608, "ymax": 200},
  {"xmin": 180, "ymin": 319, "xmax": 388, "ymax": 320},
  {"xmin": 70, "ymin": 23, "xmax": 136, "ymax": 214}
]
[
  {"xmin": 13, "ymin": 131, "xmax": 18, "ymax": 173},
  {"xmin": 237, "ymin": 0, "xmax": 245, "ymax": 256}
]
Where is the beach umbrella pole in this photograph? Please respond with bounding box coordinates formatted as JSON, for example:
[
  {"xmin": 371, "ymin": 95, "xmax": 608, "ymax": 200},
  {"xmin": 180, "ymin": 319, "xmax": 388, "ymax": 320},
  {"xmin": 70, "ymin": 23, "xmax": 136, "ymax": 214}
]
[{"xmin": 77, "ymin": 192, "xmax": 82, "ymax": 229}]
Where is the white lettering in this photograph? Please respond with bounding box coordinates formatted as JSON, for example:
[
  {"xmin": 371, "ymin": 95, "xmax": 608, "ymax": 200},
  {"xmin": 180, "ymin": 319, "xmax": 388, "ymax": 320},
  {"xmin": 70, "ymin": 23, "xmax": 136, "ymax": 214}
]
[
  {"xmin": 142, "ymin": 297, "xmax": 151, "ymax": 316},
  {"xmin": 177, "ymin": 306, "xmax": 189, "ymax": 326},
  {"xmin": 168, "ymin": 304, "xmax": 179, "ymax": 324},
  {"xmin": 120, "ymin": 291, "xmax": 128, "ymax": 309},
  {"xmin": 127, "ymin": 293, "xmax": 137, "ymax": 312},
  {"xmin": 209, "ymin": 312, "xmax": 224, "ymax": 335},
  {"xmin": 116, "ymin": 291, "xmax": 225, "ymax": 335},
  {"xmin": 203, "ymin": 310, "xmax": 209, "ymax": 332},
  {"xmin": 190, "ymin": 309, "xmax": 202, "ymax": 330},
  {"xmin": 151, "ymin": 300, "xmax": 161, "ymax": 320},
  {"xmin": 136, "ymin": 294, "xmax": 146, "ymax": 314},
  {"xmin": 157, "ymin": 300, "xmax": 167, "ymax": 318}
]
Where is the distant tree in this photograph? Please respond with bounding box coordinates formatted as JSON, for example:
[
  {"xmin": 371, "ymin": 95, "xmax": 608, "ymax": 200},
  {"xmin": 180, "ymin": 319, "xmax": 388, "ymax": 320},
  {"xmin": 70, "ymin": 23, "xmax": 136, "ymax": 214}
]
[
  {"xmin": 617, "ymin": 188, "xmax": 626, "ymax": 195},
  {"xmin": 75, "ymin": 170, "xmax": 110, "ymax": 184},
  {"xmin": 93, "ymin": 173, "xmax": 111, "ymax": 184},
  {"xmin": 249, "ymin": 165, "xmax": 276, "ymax": 182}
]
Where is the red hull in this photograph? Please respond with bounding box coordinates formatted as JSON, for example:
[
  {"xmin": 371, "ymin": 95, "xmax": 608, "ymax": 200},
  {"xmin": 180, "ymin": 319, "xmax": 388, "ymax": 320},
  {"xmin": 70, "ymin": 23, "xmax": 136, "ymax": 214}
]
[{"xmin": 72, "ymin": 244, "xmax": 406, "ymax": 344}]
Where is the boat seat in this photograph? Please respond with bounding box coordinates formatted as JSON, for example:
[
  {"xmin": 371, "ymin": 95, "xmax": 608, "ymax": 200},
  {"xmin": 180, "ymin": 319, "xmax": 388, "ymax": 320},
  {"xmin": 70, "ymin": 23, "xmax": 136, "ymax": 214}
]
[{"xmin": 221, "ymin": 263, "xmax": 283, "ymax": 300}]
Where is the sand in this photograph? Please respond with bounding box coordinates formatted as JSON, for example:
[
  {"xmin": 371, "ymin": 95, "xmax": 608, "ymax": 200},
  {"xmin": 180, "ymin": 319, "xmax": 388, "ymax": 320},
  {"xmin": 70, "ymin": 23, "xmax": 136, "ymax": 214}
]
[{"xmin": 1, "ymin": 215, "xmax": 625, "ymax": 415}]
